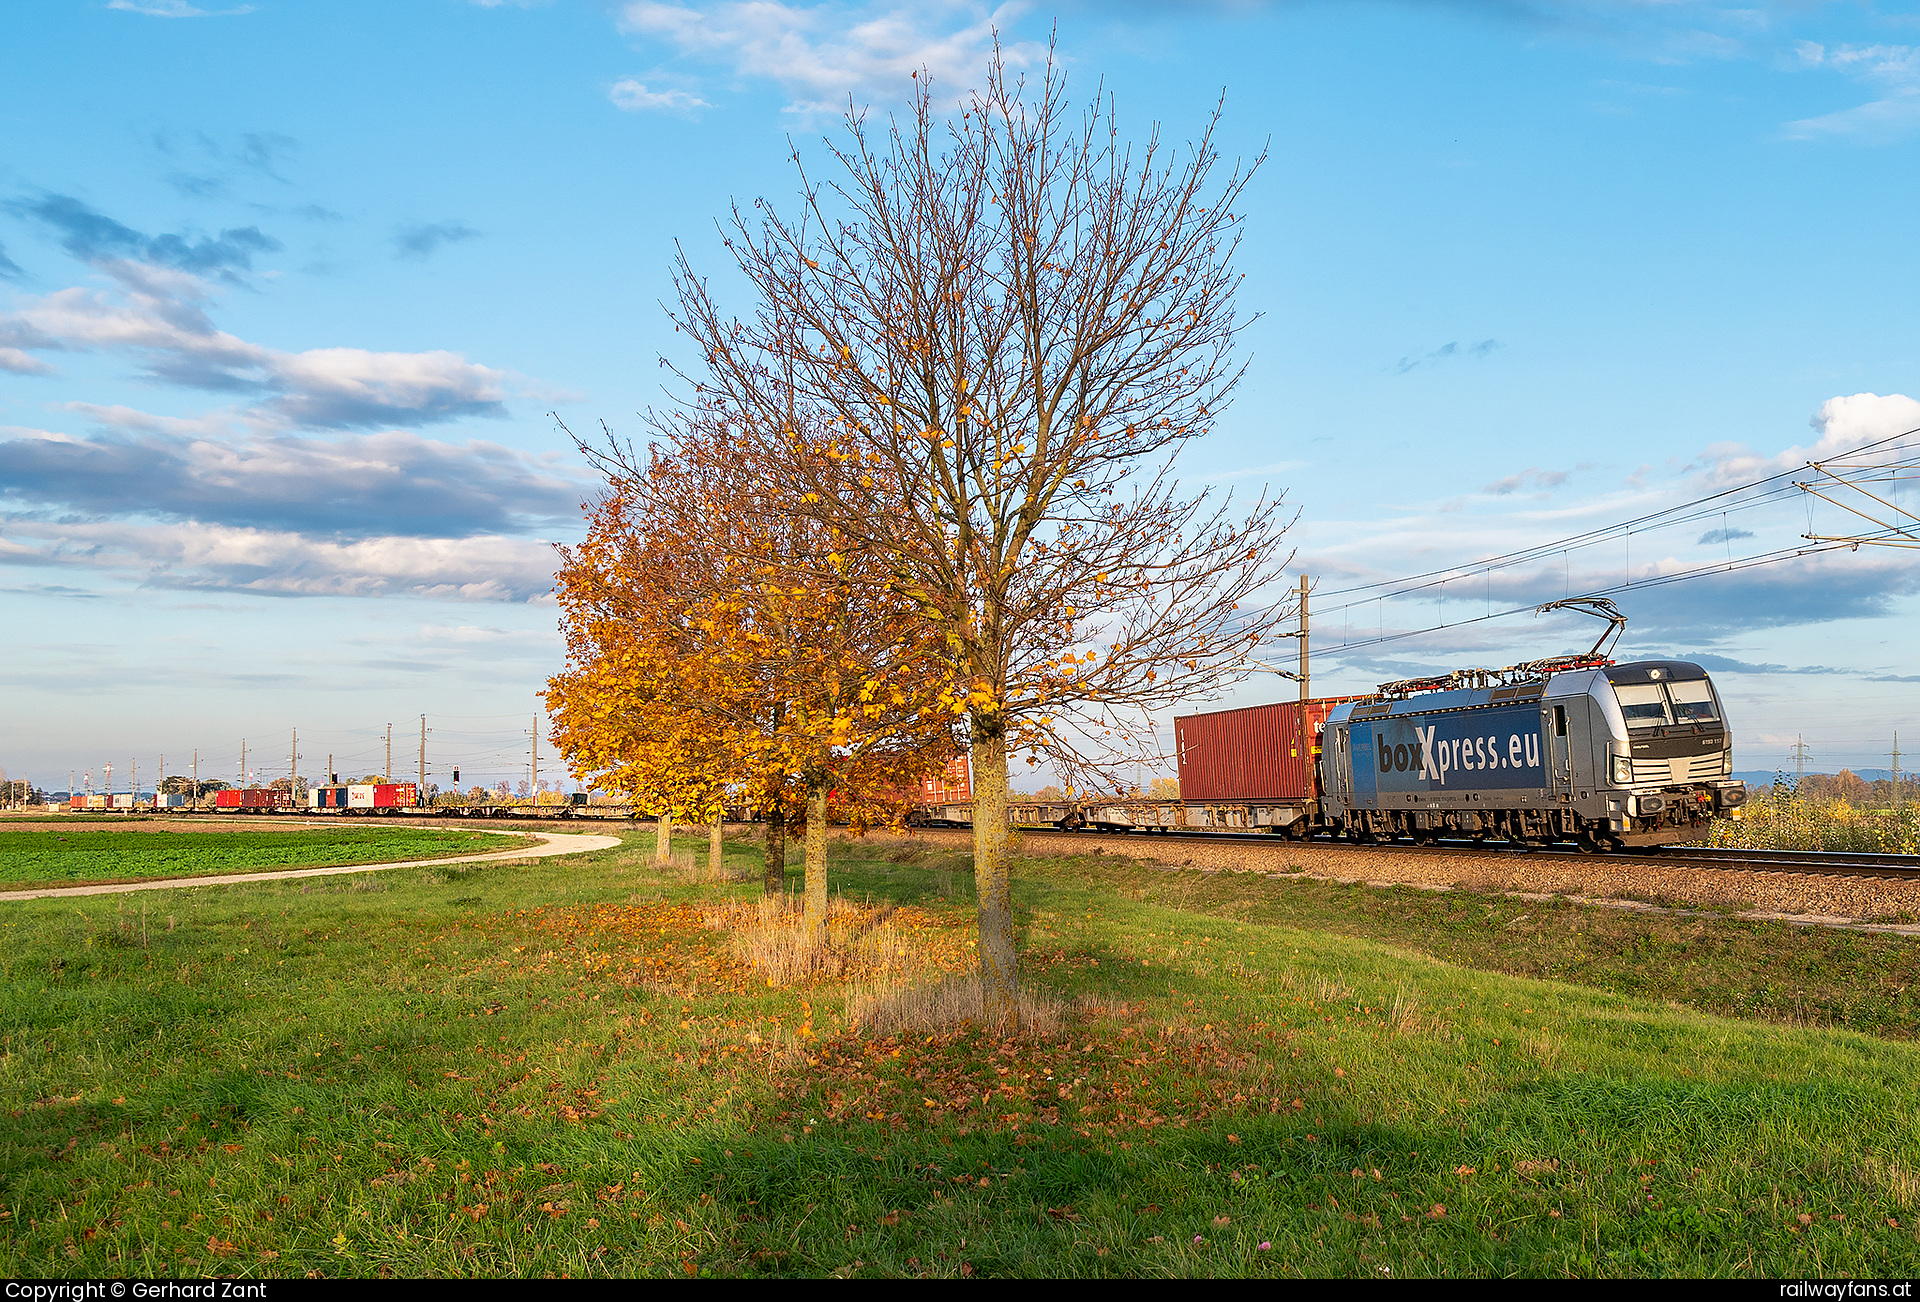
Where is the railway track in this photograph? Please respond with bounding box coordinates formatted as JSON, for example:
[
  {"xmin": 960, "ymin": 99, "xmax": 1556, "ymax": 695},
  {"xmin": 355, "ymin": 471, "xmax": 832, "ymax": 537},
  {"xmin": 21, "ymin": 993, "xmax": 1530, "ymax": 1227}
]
[
  {"xmin": 1643, "ymin": 845, "xmax": 1920, "ymax": 882},
  {"xmin": 963, "ymin": 824, "xmax": 1920, "ymax": 882}
]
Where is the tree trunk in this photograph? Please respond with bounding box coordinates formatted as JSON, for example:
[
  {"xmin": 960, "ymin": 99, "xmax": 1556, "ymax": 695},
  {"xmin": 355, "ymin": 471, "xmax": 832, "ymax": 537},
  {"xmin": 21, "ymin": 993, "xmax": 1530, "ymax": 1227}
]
[
  {"xmin": 654, "ymin": 810, "xmax": 674, "ymax": 864},
  {"xmin": 970, "ymin": 720, "xmax": 1017, "ymax": 1028},
  {"xmin": 709, "ymin": 819, "xmax": 724, "ymax": 878},
  {"xmin": 762, "ymin": 809, "xmax": 786, "ymax": 896},
  {"xmin": 803, "ymin": 778, "xmax": 830, "ymax": 938}
]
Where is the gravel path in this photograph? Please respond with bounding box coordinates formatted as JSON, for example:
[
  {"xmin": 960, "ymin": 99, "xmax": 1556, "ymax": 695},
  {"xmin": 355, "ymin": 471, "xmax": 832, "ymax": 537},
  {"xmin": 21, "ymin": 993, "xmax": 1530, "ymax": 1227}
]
[
  {"xmin": 877, "ymin": 828, "xmax": 1920, "ymax": 937},
  {"xmin": 0, "ymin": 830, "xmax": 623, "ymax": 902}
]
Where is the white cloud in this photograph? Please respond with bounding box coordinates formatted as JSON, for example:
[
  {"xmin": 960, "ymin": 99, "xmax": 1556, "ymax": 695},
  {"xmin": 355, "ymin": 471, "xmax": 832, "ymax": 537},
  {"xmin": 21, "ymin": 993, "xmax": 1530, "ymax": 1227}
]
[
  {"xmin": 615, "ymin": 1, "xmax": 1043, "ymax": 114},
  {"xmin": 1483, "ymin": 466, "xmax": 1571, "ymax": 496},
  {"xmin": 0, "ymin": 348, "xmax": 54, "ymax": 376},
  {"xmin": 1, "ymin": 518, "xmax": 558, "ymax": 602},
  {"xmin": 1808, "ymin": 391, "xmax": 1920, "ymax": 450},
  {"xmin": 0, "ymin": 264, "xmax": 511, "ymax": 429},
  {"xmin": 414, "ymin": 623, "xmax": 562, "ymax": 647},
  {"xmin": 1699, "ymin": 392, "xmax": 1920, "ymax": 484},
  {"xmin": 107, "ymin": 1, "xmax": 254, "ymax": 15},
  {"xmin": 1291, "ymin": 392, "xmax": 1920, "ymax": 668},
  {"xmin": 1, "ymin": 420, "xmax": 587, "ymax": 539},
  {"xmin": 1785, "ymin": 41, "xmax": 1920, "ymax": 141},
  {"xmin": 1197, "ymin": 459, "xmax": 1306, "ymax": 485},
  {"xmin": 609, "ymin": 79, "xmax": 711, "ymax": 112}
]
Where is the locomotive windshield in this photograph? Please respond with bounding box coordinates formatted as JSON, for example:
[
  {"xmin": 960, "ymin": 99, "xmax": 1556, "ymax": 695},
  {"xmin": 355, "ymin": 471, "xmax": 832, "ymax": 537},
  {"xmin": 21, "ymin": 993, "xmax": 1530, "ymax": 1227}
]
[
  {"xmin": 1613, "ymin": 678, "xmax": 1720, "ymax": 728},
  {"xmin": 1613, "ymin": 683, "xmax": 1672, "ymax": 729},
  {"xmin": 1666, "ymin": 678, "xmax": 1720, "ymax": 724}
]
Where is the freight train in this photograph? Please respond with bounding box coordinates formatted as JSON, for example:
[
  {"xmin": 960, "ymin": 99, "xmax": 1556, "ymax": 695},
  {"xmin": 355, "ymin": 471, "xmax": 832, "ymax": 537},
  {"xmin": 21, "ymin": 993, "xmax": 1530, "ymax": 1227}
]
[
  {"xmin": 1184, "ymin": 656, "xmax": 1745, "ymax": 851},
  {"xmin": 920, "ymin": 652, "xmax": 1748, "ymax": 852}
]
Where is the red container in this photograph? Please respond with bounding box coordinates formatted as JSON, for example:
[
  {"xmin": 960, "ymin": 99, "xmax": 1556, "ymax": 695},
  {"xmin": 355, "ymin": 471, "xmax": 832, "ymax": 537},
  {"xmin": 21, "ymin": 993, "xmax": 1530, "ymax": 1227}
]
[
  {"xmin": 919, "ymin": 757, "xmax": 971, "ymax": 804},
  {"xmin": 1174, "ymin": 696, "xmax": 1366, "ymax": 802},
  {"xmin": 373, "ymin": 783, "xmax": 419, "ymax": 808}
]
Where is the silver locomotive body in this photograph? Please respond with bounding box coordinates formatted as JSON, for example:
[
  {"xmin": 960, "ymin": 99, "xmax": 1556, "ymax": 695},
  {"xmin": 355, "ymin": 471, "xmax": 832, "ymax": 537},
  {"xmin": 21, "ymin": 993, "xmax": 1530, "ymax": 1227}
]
[{"xmin": 1319, "ymin": 659, "xmax": 1746, "ymax": 850}]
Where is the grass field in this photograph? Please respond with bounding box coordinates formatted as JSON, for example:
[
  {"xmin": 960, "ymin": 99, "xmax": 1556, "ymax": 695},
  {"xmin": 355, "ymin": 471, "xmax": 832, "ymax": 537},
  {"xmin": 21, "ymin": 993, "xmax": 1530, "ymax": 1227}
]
[
  {"xmin": 2, "ymin": 828, "xmax": 1917, "ymax": 1278},
  {"xmin": 0, "ymin": 823, "xmax": 522, "ymax": 890}
]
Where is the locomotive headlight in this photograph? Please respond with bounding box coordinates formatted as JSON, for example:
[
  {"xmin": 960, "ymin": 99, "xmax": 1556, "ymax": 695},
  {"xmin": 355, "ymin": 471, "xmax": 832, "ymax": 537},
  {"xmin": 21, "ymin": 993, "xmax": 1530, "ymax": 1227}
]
[{"xmin": 1610, "ymin": 754, "xmax": 1632, "ymax": 785}]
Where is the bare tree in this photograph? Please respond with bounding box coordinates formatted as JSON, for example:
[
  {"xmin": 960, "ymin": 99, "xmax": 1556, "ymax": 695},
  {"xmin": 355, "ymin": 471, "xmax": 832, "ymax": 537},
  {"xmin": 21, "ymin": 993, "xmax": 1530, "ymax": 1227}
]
[{"xmin": 666, "ymin": 48, "xmax": 1293, "ymax": 1023}]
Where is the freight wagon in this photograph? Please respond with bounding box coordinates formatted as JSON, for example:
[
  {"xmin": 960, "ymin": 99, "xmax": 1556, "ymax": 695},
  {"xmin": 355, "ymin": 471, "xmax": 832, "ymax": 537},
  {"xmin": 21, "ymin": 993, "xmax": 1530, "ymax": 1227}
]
[
  {"xmin": 213, "ymin": 788, "xmax": 293, "ymax": 811},
  {"xmin": 1174, "ymin": 695, "xmax": 1367, "ymax": 831},
  {"xmin": 307, "ymin": 782, "xmax": 421, "ymax": 812},
  {"xmin": 1172, "ymin": 658, "xmax": 1746, "ymax": 851}
]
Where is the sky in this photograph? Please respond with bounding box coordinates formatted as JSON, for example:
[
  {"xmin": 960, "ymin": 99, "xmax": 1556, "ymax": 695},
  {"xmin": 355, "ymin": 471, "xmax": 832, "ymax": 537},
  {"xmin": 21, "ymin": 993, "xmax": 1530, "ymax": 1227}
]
[{"xmin": 2, "ymin": 0, "xmax": 1918, "ymax": 795}]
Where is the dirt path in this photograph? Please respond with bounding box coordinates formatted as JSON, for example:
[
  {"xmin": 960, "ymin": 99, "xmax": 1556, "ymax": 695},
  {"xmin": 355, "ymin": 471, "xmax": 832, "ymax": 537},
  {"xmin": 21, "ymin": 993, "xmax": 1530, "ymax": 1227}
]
[{"xmin": 0, "ymin": 830, "xmax": 623, "ymax": 902}]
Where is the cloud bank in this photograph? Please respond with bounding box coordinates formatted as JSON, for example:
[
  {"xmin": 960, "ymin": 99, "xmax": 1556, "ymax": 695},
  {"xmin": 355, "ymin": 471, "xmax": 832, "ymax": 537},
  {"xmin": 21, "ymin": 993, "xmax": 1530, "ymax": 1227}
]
[
  {"xmin": 0, "ymin": 193, "xmax": 571, "ymax": 604},
  {"xmin": 0, "ymin": 426, "xmax": 585, "ymax": 540},
  {"xmin": 0, "ymin": 259, "xmax": 510, "ymax": 429},
  {"xmin": 615, "ymin": 0, "xmax": 1046, "ymax": 114}
]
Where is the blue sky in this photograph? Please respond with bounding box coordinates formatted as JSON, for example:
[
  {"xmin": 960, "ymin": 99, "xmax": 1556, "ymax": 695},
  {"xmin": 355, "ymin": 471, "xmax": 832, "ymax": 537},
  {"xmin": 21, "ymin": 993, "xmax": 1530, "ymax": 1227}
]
[{"xmin": 3, "ymin": 0, "xmax": 1918, "ymax": 794}]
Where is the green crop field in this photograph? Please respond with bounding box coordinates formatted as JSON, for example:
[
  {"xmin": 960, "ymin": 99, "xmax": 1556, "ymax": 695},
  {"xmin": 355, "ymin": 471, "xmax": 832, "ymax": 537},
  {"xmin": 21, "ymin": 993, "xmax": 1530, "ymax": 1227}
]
[
  {"xmin": 0, "ymin": 823, "xmax": 519, "ymax": 890},
  {"xmin": 1, "ymin": 829, "xmax": 1917, "ymax": 1278}
]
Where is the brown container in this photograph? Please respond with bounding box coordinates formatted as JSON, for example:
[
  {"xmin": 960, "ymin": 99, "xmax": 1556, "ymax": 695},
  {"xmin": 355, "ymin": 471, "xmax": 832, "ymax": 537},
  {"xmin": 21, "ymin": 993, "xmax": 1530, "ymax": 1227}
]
[
  {"xmin": 214, "ymin": 788, "xmax": 290, "ymax": 810},
  {"xmin": 1174, "ymin": 696, "xmax": 1366, "ymax": 802}
]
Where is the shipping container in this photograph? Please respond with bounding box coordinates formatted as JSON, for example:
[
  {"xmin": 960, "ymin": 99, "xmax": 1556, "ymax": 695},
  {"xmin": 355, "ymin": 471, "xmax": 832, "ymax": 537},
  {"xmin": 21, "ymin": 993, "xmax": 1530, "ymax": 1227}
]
[
  {"xmin": 374, "ymin": 783, "xmax": 419, "ymax": 808},
  {"xmin": 157, "ymin": 793, "xmax": 189, "ymax": 808},
  {"xmin": 920, "ymin": 756, "xmax": 971, "ymax": 804},
  {"xmin": 310, "ymin": 786, "xmax": 350, "ymax": 809},
  {"xmin": 69, "ymin": 794, "xmax": 109, "ymax": 810},
  {"xmin": 214, "ymin": 788, "xmax": 289, "ymax": 810},
  {"xmin": 1174, "ymin": 696, "xmax": 1367, "ymax": 803}
]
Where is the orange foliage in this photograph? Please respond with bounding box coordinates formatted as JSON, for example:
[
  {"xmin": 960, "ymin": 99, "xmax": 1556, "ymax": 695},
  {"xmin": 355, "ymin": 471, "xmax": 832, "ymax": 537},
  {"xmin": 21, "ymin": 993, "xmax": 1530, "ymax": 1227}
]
[{"xmin": 549, "ymin": 424, "xmax": 963, "ymax": 914}]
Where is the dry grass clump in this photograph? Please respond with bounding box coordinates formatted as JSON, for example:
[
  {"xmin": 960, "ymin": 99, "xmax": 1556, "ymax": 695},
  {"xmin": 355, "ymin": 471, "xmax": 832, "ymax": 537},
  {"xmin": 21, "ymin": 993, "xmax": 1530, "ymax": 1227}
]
[
  {"xmin": 1860, "ymin": 1156, "xmax": 1920, "ymax": 1210},
  {"xmin": 665, "ymin": 846, "xmax": 755, "ymax": 884},
  {"xmin": 704, "ymin": 893, "xmax": 919, "ymax": 985},
  {"xmin": 1523, "ymin": 1026, "xmax": 1563, "ymax": 1070},
  {"xmin": 1314, "ymin": 972, "xmax": 1353, "ymax": 1004},
  {"xmin": 1387, "ymin": 981, "xmax": 1425, "ymax": 1037},
  {"xmin": 843, "ymin": 973, "xmax": 1067, "ymax": 1037}
]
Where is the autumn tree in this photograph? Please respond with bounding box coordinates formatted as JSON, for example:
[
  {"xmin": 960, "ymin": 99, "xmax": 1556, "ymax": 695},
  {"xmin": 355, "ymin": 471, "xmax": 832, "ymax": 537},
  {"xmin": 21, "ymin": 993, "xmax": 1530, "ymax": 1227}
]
[
  {"xmin": 554, "ymin": 423, "xmax": 961, "ymax": 933},
  {"xmin": 665, "ymin": 50, "xmax": 1293, "ymax": 1021},
  {"xmin": 547, "ymin": 484, "xmax": 743, "ymax": 860}
]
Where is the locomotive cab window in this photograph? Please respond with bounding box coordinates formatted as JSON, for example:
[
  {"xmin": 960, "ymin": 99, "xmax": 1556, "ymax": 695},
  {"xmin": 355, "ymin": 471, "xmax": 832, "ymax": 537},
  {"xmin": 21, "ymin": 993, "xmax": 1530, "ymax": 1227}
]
[
  {"xmin": 1666, "ymin": 678, "xmax": 1720, "ymax": 724},
  {"xmin": 1553, "ymin": 705, "xmax": 1567, "ymax": 737},
  {"xmin": 1613, "ymin": 682, "xmax": 1672, "ymax": 729}
]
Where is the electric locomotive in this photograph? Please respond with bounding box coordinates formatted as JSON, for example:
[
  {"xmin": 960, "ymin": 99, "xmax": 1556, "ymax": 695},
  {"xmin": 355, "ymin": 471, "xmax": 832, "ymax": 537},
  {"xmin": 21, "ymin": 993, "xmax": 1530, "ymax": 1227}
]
[{"xmin": 1318, "ymin": 658, "xmax": 1746, "ymax": 851}]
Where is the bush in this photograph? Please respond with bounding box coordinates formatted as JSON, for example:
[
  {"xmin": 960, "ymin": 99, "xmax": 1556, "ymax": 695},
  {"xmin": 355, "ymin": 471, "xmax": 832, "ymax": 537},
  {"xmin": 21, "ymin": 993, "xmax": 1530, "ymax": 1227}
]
[{"xmin": 1713, "ymin": 780, "xmax": 1920, "ymax": 853}]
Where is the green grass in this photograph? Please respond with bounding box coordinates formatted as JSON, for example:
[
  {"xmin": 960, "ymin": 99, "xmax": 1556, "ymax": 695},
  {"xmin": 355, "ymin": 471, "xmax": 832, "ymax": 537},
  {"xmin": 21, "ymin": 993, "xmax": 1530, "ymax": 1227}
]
[
  {"xmin": 1035, "ymin": 851, "xmax": 1920, "ymax": 1042},
  {"xmin": 1, "ymin": 831, "xmax": 1917, "ymax": 1278},
  {"xmin": 0, "ymin": 824, "xmax": 519, "ymax": 889}
]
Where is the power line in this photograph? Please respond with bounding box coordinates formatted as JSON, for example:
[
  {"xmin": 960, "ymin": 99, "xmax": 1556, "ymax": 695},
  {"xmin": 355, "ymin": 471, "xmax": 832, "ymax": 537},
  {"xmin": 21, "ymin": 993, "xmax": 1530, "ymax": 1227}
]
[
  {"xmin": 1317, "ymin": 538, "xmax": 1857, "ymax": 655},
  {"xmin": 1310, "ymin": 427, "xmax": 1916, "ymax": 620},
  {"xmin": 1303, "ymin": 427, "xmax": 1918, "ymax": 657}
]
